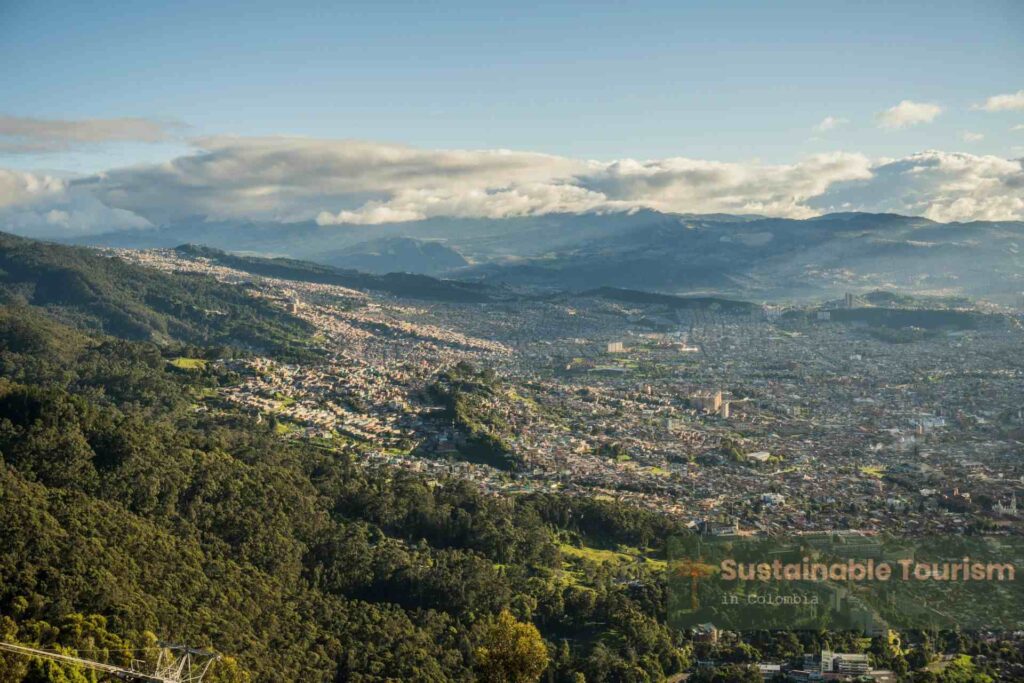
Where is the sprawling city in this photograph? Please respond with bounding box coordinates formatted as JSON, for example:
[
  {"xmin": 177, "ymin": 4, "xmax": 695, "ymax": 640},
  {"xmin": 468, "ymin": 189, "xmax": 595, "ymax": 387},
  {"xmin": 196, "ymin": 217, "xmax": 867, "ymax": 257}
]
[{"xmin": 120, "ymin": 246, "xmax": 1024, "ymax": 540}]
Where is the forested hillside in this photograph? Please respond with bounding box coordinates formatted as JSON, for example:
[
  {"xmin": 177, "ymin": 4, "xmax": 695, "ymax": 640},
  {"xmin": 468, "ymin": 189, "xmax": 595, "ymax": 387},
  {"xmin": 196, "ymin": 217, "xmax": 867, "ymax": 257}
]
[{"xmin": 0, "ymin": 233, "xmax": 315, "ymax": 359}]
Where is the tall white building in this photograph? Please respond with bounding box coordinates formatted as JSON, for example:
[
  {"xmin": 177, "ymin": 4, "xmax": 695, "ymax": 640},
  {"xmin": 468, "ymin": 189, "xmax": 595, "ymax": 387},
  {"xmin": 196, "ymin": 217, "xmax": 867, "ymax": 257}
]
[{"xmin": 994, "ymin": 493, "xmax": 1018, "ymax": 517}]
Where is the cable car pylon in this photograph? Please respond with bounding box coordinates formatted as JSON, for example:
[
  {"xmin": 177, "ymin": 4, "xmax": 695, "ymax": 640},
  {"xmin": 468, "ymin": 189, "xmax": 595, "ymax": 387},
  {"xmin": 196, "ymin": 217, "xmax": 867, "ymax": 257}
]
[{"xmin": 0, "ymin": 640, "xmax": 220, "ymax": 682}]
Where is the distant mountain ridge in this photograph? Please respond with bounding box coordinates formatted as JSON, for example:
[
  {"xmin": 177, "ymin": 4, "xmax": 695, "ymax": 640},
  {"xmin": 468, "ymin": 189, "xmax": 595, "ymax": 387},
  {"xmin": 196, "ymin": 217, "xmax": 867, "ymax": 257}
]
[
  {"xmin": 174, "ymin": 243, "xmax": 493, "ymax": 303},
  {"xmin": 320, "ymin": 236, "xmax": 469, "ymax": 275},
  {"xmin": 63, "ymin": 211, "xmax": 1024, "ymax": 304},
  {"xmin": 463, "ymin": 212, "xmax": 1024, "ymax": 304},
  {"xmin": 69, "ymin": 210, "xmax": 692, "ymax": 264}
]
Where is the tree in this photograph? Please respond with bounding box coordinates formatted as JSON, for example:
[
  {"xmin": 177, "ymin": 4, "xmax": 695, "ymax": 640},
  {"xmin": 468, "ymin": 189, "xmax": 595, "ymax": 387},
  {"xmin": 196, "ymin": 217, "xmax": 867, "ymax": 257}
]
[
  {"xmin": 474, "ymin": 610, "xmax": 549, "ymax": 683},
  {"xmin": 690, "ymin": 663, "xmax": 762, "ymax": 682}
]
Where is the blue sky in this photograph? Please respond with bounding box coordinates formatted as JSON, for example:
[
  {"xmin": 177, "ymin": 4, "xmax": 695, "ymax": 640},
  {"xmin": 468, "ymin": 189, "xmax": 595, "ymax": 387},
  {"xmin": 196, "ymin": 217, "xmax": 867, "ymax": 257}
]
[
  {"xmin": 2, "ymin": 0, "xmax": 1022, "ymax": 168},
  {"xmin": 0, "ymin": 0, "xmax": 1022, "ymax": 233}
]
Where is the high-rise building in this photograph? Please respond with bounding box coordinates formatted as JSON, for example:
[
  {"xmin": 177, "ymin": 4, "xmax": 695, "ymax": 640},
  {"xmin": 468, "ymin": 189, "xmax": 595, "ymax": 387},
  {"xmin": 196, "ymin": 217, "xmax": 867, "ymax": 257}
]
[{"xmin": 692, "ymin": 390, "xmax": 722, "ymax": 413}]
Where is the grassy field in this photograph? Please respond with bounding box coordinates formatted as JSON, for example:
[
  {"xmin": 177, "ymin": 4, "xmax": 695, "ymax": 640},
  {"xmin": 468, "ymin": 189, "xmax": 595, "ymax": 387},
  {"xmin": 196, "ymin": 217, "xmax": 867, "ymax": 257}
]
[
  {"xmin": 559, "ymin": 543, "xmax": 667, "ymax": 571},
  {"xmin": 169, "ymin": 357, "xmax": 208, "ymax": 370},
  {"xmin": 273, "ymin": 419, "xmax": 302, "ymax": 435}
]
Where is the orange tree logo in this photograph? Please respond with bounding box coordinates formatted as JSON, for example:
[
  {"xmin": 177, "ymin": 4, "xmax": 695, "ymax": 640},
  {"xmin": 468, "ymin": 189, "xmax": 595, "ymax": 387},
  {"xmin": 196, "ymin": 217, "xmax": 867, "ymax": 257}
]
[{"xmin": 674, "ymin": 556, "xmax": 718, "ymax": 610}]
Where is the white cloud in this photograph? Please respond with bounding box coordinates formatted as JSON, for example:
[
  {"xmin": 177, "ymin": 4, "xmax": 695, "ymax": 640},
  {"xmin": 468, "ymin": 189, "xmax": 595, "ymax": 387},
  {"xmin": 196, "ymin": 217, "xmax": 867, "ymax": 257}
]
[
  {"xmin": 961, "ymin": 131, "xmax": 985, "ymax": 142},
  {"xmin": 814, "ymin": 150, "xmax": 1024, "ymax": 222},
  {"xmin": 0, "ymin": 169, "xmax": 65, "ymax": 208},
  {"xmin": 0, "ymin": 168, "xmax": 150, "ymax": 237},
  {"xmin": 4, "ymin": 138, "xmax": 1024, "ymax": 234},
  {"xmin": 877, "ymin": 100, "xmax": 943, "ymax": 129},
  {"xmin": 319, "ymin": 183, "xmax": 612, "ymax": 225},
  {"xmin": 973, "ymin": 90, "xmax": 1024, "ymax": 112},
  {"xmin": 1012, "ymin": 124, "xmax": 1024, "ymax": 131},
  {"xmin": 814, "ymin": 116, "xmax": 848, "ymax": 132},
  {"xmin": 579, "ymin": 153, "xmax": 873, "ymax": 219},
  {"xmin": 0, "ymin": 114, "xmax": 181, "ymax": 153}
]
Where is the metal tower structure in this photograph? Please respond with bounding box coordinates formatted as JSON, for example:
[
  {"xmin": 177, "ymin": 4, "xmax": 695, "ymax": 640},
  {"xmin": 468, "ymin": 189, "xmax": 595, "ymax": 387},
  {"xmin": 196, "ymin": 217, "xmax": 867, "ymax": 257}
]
[{"xmin": 0, "ymin": 641, "xmax": 220, "ymax": 683}]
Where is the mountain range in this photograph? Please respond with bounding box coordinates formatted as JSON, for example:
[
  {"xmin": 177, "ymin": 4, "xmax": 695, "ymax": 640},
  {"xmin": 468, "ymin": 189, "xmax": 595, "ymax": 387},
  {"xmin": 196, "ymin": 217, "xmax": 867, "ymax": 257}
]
[{"xmin": 67, "ymin": 211, "xmax": 1024, "ymax": 304}]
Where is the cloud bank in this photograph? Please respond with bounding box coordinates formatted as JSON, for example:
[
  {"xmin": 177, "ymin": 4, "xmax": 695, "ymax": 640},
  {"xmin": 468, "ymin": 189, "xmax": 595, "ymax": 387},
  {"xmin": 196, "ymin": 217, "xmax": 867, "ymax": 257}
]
[
  {"xmin": 577, "ymin": 153, "xmax": 873, "ymax": 219},
  {"xmin": 813, "ymin": 150, "xmax": 1024, "ymax": 222},
  {"xmin": 0, "ymin": 169, "xmax": 150, "ymax": 236},
  {"xmin": 1, "ymin": 138, "xmax": 1023, "ymax": 236},
  {"xmin": 83, "ymin": 136, "xmax": 591, "ymax": 226}
]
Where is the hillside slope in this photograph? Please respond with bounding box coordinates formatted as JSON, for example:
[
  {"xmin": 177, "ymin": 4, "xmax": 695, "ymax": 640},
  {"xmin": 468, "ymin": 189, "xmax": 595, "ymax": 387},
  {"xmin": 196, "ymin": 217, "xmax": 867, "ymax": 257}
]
[{"xmin": 0, "ymin": 232, "xmax": 314, "ymax": 357}]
